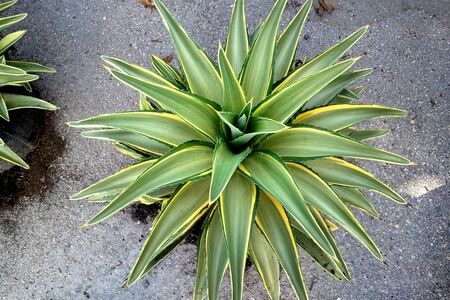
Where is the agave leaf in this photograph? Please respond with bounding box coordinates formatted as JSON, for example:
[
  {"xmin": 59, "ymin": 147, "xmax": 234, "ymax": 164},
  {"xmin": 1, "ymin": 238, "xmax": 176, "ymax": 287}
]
[
  {"xmin": 248, "ymin": 21, "xmax": 264, "ymax": 47},
  {"xmin": 0, "ymin": 30, "xmax": 27, "ymax": 54},
  {"xmin": 288, "ymin": 163, "xmax": 382, "ymax": 259},
  {"xmin": 218, "ymin": 47, "xmax": 246, "ymax": 114},
  {"xmin": 153, "ymin": 0, "xmax": 223, "ymax": 104},
  {"xmin": 0, "ymin": 72, "xmax": 38, "ymax": 86},
  {"xmin": 290, "ymin": 209, "xmax": 350, "ymax": 280},
  {"xmin": 240, "ymin": 0, "xmax": 287, "ymax": 105},
  {"xmin": 273, "ymin": 0, "xmax": 312, "ymax": 82},
  {"xmin": 139, "ymin": 93, "xmax": 153, "ymax": 111},
  {"xmin": 0, "ymin": 13, "xmax": 26, "ymax": 31},
  {"xmin": 256, "ymin": 192, "xmax": 308, "ymax": 300},
  {"xmin": 291, "ymin": 227, "xmax": 346, "ymax": 280},
  {"xmin": 86, "ymin": 142, "xmax": 213, "ymax": 225},
  {"xmin": 0, "ymin": 140, "xmax": 29, "ymax": 169},
  {"xmin": 1, "ymin": 93, "xmax": 57, "ymax": 111},
  {"xmin": 108, "ymin": 69, "xmax": 220, "ymax": 140},
  {"xmin": 277, "ymin": 26, "xmax": 368, "ymax": 89},
  {"xmin": 218, "ymin": 111, "xmax": 243, "ymax": 139},
  {"xmin": 0, "ymin": 94, "xmax": 9, "ymax": 120},
  {"xmin": 207, "ymin": 208, "xmax": 229, "ymax": 300},
  {"xmin": 150, "ymin": 55, "xmax": 186, "ymax": 89},
  {"xmin": 6, "ymin": 60, "xmax": 56, "ymax": 73},
  {"xmin": 225, "ymin": 0, "xmax": 248, "ymax": 75},
  {"xmin": 0, "ymin": 0, "xmax": 18, "ymax": 12},
  {"xmin": 303, "ymin": 157, "xmax": 407, "ymax": 204},
  {"xmin": 339, "ymin": 127, "xmax": 390, "ymax": 141},
  {"xmin": 194, "ymin": 218, "xmax": 209, "ymax": 300},
  {"xmin": 81, "ymin": 129, "xmax": 171, "ymax": 156},
  {"xmin": 294, "ymin": 104, "xmax": 406, "ymax": 131},
  {"xmin": 126, "ymin": 178, "xmax": 210, "ymax": 286},
  {"xmin": 240, "ymin": 151, "xmax": 335, "ymax": 257},
  {"xmin": 70, "ymin": 159, "xmax": 156, "ymax": 200},
  {"xmin": 332, "ymin": 185, "xmax": 379, "ymax": 217},
  {"xmin": 0, "ymin": 63, "xmax": 26, "ymax": 75},
  {"xmin": 69, "ymin": 112, "xmax": 209, "ymax": 147},
  {"xmin": 210, "ymin": 140, "xmax": 251, "ymax": 202},
  {"xmin": 260, "ymin": 126, "xmax": 412, "ymax": 165},
  {"xmin": 102, "ymin": 55, "xmax": 174, "ymax": 88},
  {"xmin": 229, "ymin": 116, "xmax": 286, "ymax": 147},
  {"xmin": 248, "ymin": 224, "xmax": 280, "ymax": 300},
  {"xmin": 253, "ymin": 58, "xmax": 357, "ymax": 123},
  {"xmin": 301, "ymin": 69, "xmax": 372, "ymax": 110},
  {"xmin": 113, "ymin": 143, "xmax": 147, "ymax": 160},
  {"xmin": 219, "ymin": 173, "xmax": 257, "ymax": 300}
]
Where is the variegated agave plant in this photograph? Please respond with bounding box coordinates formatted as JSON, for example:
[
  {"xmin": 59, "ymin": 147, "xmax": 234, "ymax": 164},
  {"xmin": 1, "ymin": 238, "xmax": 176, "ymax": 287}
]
[
  {"xmin": 69, "ymin": 0, "xmax": 411, "ymax": 299},
  {"xmin": 0, "ymin": 0, "xmax": 56, "ymax": 169}
]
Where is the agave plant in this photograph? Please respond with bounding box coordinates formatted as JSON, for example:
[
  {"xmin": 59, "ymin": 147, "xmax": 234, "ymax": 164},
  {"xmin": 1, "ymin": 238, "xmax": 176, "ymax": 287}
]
[
  {"xmin": 69, "ymin": 0, "xmax": 411, "ymax": 299},
  {"xmin": 0, "ymin": 0, "xmax": 56, "ymax": 169}
]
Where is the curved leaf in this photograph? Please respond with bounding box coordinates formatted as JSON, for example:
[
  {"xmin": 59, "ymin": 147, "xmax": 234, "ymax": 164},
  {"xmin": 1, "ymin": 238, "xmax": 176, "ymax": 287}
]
[
  {"xmin": 240, "ymin": 151, "xmax": 335, "ymax": 257},
  {"xmin": 108, "ymin": 68, "xmax": 220, "ymax": 140},
  {"xmin": 225, "ymin": 0, "xmax": 248, "ymax": 75},
  {"xmin": 249, "ymin": 224, "xmax": 280, "ymax": 300},
  {"xmin": 253, "ymin": 58, "xmax": 357, "ymax": 123},
  {"xmin": 154, "ymin": 0, "xmax": 223, "ymax": 104},
  {"xmin": 86, "ymin": 142, "xmax": 213, "ymax": 225},
  {"xmin": 256, "ymin": 193, "xmax": 307, "ymax": 300},
  {"xmin": 71, "ymin": 159, "xmax": 156, "ymax": 200},
  {"xmin": 150, "ymin": 55, "xmax": 186, "ymax": 89},
  {"xmin": 301, "ymin": 68, "xmax": 372, "ymax": 110},
  {"xmin": 260, "ymin": 126, "xmax": 412, "ymax": 165},
  {"xmin": 69, "ymin": 111, "xmax": 209, "ymax": 147},
  {"xmin": 210, "ymin": 140, "xmax": 251, "ymax": 202},
  {"xmin": 288, "ymin": 163, "xmax": 382, "ymax": 259},
  {"xmin": 218, "ymin": 47, "xmax": 246, "ymax": 114},
  {"xmin": 273, "ymin": 0, "xmax": 312, "ymax": 82},
  {"xmin": 332, "ymin": 185, "xmax": 379, "ymax": 217},
  {"xmin": 0, "ymin": 141, "xmax": 29, "ymax": 169},
  {"xmin": 303, "ymin": 157, "xmax": 407, "ymax": 204},
  {"xmin": 2, "ymin": 93, "xmax": 57, "ymax": 111},
  {"xmin": 6, "ymin": 60, "xmax": 56, "ymax": 73},
  {"xmin": 294, "ymin": 104, "xmax": 406, "ymax": 131},
  {"xmin": 0, "ymin": 30, "xmax": 27, "ymax": 54},
  {"xmin": 0, "ymin": 13, "xmax": 26, "ymax": 31},
  {"xmin": 339, "ymin": 127, "xmax": 390, "ymax": 141},
  {"xmin": 219, "ymin": 173, "xmax": 257, "ymax": 300},
  {"xmin": 240, "ymin": 0, "xmax": 287, "ymax": 105},
  {"xmin": 81, "ymin": 129, "xmax": 171, "ymax": 156},
  {"xmin": 126, "ymin": 178, "xmax": 210, "ymax": 286},
  {"xmin": 207, "ymin": 208, "xmax": 228, "ymax": 300},
  {"xmin": 277, "ymin": 26, "xmax": 368, "ymax": 89}
]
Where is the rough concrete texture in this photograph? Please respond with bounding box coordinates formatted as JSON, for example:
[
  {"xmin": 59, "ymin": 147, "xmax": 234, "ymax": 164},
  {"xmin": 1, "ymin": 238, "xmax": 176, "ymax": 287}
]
[{"xmin": 0, "ymin": 0, "xmax": 449, "ymax": 299}]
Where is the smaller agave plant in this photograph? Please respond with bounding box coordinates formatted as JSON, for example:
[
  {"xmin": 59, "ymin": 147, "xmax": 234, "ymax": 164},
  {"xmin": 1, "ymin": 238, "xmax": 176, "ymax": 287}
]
[
  {"xmin": 70, "ymin": 0, "xmax": 411, "ymax": 299},
  {"xmin": 0, "ymin": 0, "xmax": 56, "ymax": 169}
]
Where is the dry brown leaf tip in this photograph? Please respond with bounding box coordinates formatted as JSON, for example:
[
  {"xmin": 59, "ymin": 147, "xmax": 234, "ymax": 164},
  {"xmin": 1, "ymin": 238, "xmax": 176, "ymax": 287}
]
[
  {"xmin": 138, "ymin": 0, "xmax": 156, "ymax": 9},
  {"xmin": 313, "ymin": 0, "xmax": 335, "ymax": 16}
]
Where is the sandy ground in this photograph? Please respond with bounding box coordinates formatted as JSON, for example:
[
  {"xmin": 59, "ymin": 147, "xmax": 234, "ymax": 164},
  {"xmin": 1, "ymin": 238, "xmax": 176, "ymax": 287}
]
[{"xmin": 0, "ymin": 0, "xmax": 449, "ymax": 299}]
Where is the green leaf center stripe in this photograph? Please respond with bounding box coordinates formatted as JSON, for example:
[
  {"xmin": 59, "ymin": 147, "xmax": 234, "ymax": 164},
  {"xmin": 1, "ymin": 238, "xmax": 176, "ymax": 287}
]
[{"xmin": 225, "ymin": 0, "xmax": 249, "ymax": 75}]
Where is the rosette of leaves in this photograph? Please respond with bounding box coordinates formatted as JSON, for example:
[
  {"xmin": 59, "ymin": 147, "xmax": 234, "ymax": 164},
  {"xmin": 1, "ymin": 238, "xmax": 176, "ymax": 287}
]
[
  {"xmin": 69, "ymin": 0, "xmax": 411, "ymax": 299},
  {"xmin": 0, "ymin": 0, "xmax": 56, "ymax": 169}
]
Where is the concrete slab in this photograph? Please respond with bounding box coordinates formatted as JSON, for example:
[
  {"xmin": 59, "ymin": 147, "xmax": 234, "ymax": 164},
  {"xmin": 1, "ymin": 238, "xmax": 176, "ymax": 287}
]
[{"xmin": 0, "ymin": 0, "xmax": 449, "ymax": 299}]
